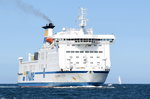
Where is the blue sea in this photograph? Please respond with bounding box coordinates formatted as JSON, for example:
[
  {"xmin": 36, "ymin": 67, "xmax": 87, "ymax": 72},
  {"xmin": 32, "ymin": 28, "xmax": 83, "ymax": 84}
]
[{"xmin": 0, "ymin": 84, "xmax": 150, "ymax": 99}]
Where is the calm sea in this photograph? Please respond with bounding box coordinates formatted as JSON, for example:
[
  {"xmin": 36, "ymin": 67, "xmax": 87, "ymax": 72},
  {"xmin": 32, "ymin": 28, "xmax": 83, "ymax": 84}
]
[{"xmin": 0, "ymin": 84, "xmax": 150, "ymax": 99}]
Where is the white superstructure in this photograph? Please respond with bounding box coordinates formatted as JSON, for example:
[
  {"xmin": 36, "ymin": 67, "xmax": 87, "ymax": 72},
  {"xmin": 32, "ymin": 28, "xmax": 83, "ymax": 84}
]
[{"xmin": 18, "ymin": 8, "xmax": 115, "ymax": 87}]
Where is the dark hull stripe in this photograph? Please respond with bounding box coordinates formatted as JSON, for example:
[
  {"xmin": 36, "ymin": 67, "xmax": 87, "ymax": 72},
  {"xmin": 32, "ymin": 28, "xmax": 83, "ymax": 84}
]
[
  {"xmin": 18, "ymin": 71, "xmax": 109, "ymax": 75},
  {"xmin": 18, "ymin": 82, "xmax": 104, "ymax": 87}
]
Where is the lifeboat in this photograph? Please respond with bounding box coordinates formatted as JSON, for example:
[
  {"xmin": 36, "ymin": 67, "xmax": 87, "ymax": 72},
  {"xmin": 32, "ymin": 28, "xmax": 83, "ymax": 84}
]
[{"xmin": 46, "ymin": 37, "xmax": 54, "ymax": 44}]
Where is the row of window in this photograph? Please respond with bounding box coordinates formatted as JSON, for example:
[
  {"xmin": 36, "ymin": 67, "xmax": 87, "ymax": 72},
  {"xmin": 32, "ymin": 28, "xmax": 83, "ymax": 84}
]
[
  {"xmin": 71, "ymin": 44, "xmax": 101, "ymax": 46},
  {"xmin": 68, "ymin": 56, "xmax": 100, "ymax": 58},
  {"xmin": 56, "ymin": 38, "xmax": 112, "ymax": 41},
  {"xmin": 66, "ymin": 51, "xmax": 103, "ymax": 53},
  {"xmin": 69, "ymin": 62, "xmax": 100, "ymax": 64}
]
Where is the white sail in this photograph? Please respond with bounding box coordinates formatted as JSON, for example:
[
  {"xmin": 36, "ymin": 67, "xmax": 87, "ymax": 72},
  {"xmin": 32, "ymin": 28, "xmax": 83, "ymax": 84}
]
[{"xmin": 118, "ymin": 76, "xmax": 122, "ymax": 84}]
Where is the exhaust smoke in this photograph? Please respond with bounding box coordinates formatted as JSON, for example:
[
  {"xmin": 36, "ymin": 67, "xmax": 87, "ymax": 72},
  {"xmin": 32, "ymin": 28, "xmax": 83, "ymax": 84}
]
[{"xmin": 16, "ymin": 0, "xmax": 51, "ymax": 22}]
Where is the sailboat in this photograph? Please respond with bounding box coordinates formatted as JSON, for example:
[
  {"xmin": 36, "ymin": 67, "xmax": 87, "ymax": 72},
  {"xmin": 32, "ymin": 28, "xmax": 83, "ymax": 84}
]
[{"xmin": 118, "ymin": 76, "xmax": 122, "ymax": 84}]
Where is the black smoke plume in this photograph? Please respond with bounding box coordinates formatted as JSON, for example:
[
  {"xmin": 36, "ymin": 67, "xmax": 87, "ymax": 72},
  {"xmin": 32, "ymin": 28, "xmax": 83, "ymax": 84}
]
[{"xmin": 16, "ymin": 0, "xmax": 51, "ymax": 22}]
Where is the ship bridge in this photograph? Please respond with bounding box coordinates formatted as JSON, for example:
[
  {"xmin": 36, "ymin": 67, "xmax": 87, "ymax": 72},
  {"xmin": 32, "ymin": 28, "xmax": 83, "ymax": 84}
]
[{"xmin": 53, "ymin": 34, "xmax": 115, "ymax": 45}]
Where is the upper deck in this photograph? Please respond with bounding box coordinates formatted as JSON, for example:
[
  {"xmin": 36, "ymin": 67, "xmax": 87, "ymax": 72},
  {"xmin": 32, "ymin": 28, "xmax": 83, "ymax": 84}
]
[{"xmin": 53, "ymin": 32, "xmax": 115, "ymax": 45}]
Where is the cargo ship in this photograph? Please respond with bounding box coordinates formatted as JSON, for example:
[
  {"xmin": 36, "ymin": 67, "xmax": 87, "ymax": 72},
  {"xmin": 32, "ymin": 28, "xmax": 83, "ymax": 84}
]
[{"xmin": 17, "ymin": 8, "xmax": 115, "ymax": 87}]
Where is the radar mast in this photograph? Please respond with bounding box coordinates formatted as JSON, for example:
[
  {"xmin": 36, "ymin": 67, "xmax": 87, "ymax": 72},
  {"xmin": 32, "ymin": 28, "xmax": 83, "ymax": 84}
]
[{"xmin": 79, "ymin": 8, "xmax": 88, "ymax": 28}]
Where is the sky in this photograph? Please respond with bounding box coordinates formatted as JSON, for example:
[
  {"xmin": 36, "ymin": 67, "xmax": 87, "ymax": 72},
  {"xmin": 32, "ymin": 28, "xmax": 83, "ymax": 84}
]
[{"xmin": 0, "ymin": 0, "xmax": 150, "ymax": 84}]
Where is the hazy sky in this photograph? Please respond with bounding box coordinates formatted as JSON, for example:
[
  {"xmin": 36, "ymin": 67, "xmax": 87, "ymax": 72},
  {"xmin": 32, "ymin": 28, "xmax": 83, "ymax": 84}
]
[{"xmin": 0, "ymin": 0, "xmax": 150, "ymax": 84}]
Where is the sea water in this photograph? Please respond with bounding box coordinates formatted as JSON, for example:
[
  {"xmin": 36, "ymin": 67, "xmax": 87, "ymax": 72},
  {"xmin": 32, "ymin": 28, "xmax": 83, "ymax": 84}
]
[{"xmin": 0, "ymin": 84, "xmax": 150, "ymax": 99}]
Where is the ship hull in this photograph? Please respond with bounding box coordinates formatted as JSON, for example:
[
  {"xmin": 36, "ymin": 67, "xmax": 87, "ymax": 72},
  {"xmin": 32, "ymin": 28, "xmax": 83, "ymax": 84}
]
[{"xmin": 18, "ymin": 71, "xmax": 109, "ymax": 87}]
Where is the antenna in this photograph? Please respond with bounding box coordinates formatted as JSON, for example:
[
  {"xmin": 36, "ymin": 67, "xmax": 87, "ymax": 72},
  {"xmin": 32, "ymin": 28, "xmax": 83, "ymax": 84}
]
[{"xmin": 79, "ymin": 8, "xmax": 88, "ymax": 28}]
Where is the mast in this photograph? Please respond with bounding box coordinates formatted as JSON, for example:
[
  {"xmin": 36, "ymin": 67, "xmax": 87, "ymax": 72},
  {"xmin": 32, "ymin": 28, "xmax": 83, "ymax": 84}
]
[{"xmin": 79, "ymin": 8, "xmax": 88, "ymax": 34}]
